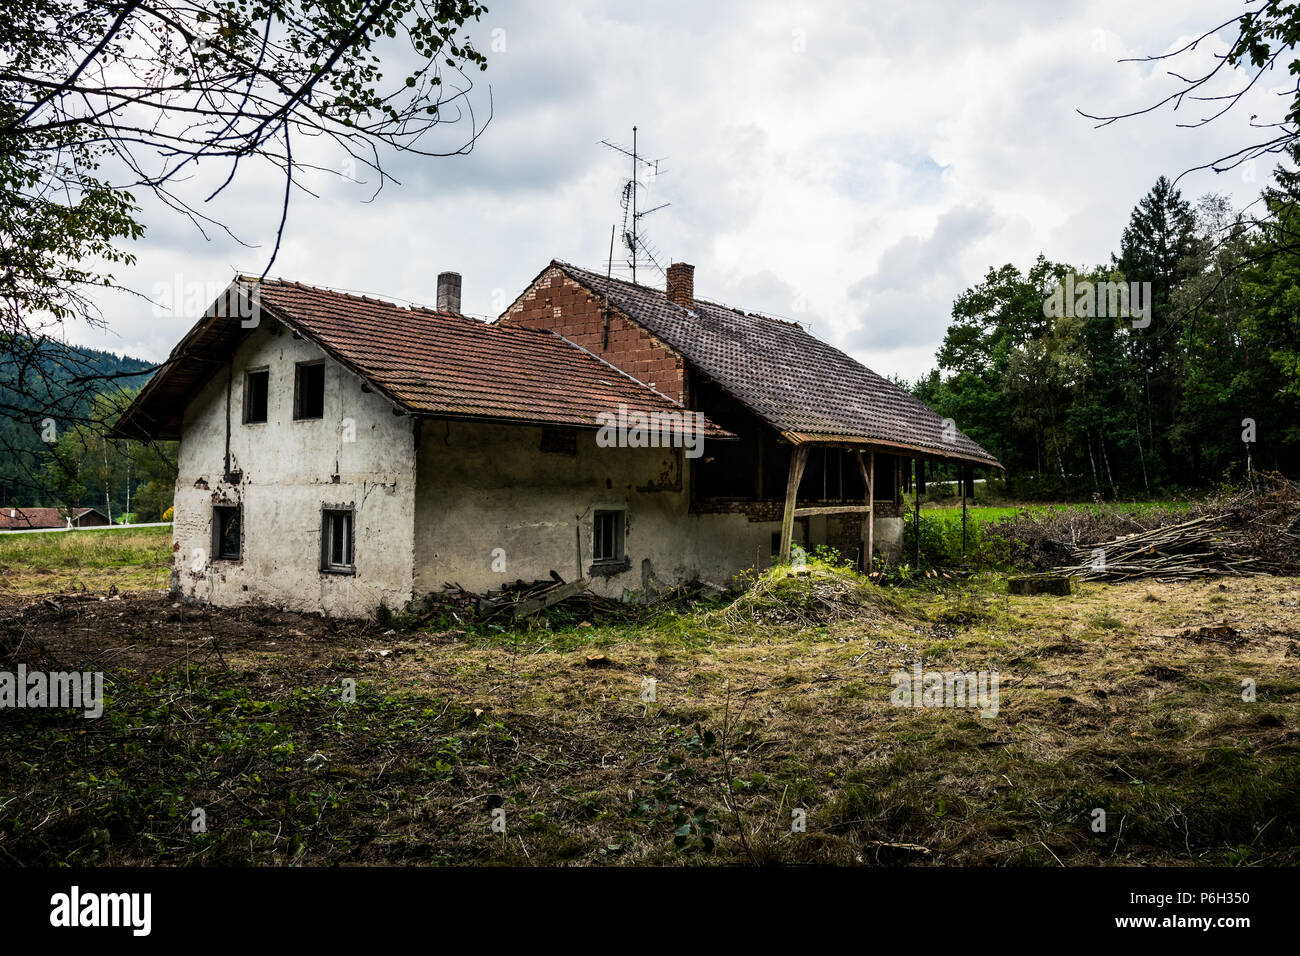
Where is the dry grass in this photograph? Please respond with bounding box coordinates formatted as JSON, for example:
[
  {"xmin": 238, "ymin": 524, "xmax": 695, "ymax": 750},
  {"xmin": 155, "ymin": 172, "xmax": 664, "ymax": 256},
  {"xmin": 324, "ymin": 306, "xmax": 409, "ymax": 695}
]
[{"xmin": 1, "ymin": 565, "xmax": 1297, "ymax": 866}]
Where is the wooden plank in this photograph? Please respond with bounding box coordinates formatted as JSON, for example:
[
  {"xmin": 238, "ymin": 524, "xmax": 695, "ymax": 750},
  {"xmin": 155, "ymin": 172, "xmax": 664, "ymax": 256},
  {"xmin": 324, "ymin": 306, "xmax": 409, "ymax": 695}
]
[
  {"xmin": 779, "ymin": 445, "xmax": 810, "ymax": 562},
  {"xmin": 793, "ymin": 505, "xmax": 873, "ymax": 517},
  {"xmin": 961, "ymin": 464, "xmax": 968, "ymax": 560},
  {"xmin": 515, "ymin": 578, "xmax": 589, "ymax": 618}
]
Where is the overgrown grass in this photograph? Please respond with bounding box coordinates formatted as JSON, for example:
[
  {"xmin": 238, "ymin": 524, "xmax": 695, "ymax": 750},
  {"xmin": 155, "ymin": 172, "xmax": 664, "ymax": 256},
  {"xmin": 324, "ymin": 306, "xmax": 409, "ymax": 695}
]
[
  {"xmin": 0, "ymin": 668, "xmax": 508, "ymax": 865},
  {"xmin": 897, "ymin": 501, "xmax": 1191, "ymax": 571},
  {"xmin": 927, "ymin": 501, "xmax": 1189, "ymax": 524},
  {"xmin": 0, "ymin": 525, "xmax": 172, "ymax": 594},
  {"xmin": 2, "ymin": 528, "xmax": 1297, "ymax": 866}
]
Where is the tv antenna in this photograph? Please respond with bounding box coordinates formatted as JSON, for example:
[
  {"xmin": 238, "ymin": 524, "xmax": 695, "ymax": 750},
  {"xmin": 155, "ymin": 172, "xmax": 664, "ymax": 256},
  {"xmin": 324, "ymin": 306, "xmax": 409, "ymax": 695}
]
[{"xmin": 601, "ymin": 126, "xmax": 669, "ymax": 284}]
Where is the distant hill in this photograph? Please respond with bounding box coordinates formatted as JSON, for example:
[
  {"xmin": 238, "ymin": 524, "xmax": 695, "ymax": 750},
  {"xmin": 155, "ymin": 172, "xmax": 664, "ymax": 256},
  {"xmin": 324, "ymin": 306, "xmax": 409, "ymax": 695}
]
[{"xmin": 0, "ymin": 340, "xmax": 156, "ymax": 505}]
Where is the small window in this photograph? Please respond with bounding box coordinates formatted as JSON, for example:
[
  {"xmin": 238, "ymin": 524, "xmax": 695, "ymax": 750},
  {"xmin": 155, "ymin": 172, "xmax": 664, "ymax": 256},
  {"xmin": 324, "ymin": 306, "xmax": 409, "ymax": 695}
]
[
  {"xmin": 213, "ymin": 505, "xmax": 241, "ymax": 560},
  {"xmin": 593, "ymin": 509, "xmax": 625, "ymax": 563},
  {"xmin": 294, "ymin": 361, "xmax": 325, "ymax": 420},
  {"xmin": 244, "ymin": 369, "xmax": 269, "ymax": 424},
  {"xmin": 321, "ymin": 508, "xmax": 354, "ymax": 573}
]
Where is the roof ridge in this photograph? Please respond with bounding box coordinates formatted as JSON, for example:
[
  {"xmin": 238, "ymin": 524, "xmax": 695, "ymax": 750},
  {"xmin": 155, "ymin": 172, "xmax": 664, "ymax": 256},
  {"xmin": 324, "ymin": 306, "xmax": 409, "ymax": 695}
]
[
  {"xmin": 558, "ymin": 260, "xmax": 806, "ymax": 329},
  {"xmin": 239, "ymin": 275, "xmax": 464, "ymax": 320},
  {"xmin": 556, "ymin": 260, "xmax": 664, "ymax": 296}
]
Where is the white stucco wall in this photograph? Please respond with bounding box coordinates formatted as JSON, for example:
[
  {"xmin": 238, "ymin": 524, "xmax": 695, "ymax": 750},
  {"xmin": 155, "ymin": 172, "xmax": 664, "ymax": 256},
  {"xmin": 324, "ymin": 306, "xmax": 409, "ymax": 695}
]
[
  {"xmin": 411, "ymin": 420, "xmax": 907, "ymax": 599},
  {"xmin": 169, "ymin": 326, "xmax": 905, "ymax": 616},
  {"xmin": 412, "ymin": 420, "xmax": 787, "ymax": 598},
  {"xmin": 171, "ymin": 320, "xmax": 416, "ymax": 616}
]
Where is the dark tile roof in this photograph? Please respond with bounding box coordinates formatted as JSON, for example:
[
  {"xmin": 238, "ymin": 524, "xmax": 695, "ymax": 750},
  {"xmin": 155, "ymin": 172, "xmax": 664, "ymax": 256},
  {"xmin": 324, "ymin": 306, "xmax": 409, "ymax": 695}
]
[
  {"xmin": 115, "ymin": 279, "xmax": 732, "ymax": 441},
  {"xmin": 552, "ymin": 262, "xmax": 1000, "ymax": 467}
]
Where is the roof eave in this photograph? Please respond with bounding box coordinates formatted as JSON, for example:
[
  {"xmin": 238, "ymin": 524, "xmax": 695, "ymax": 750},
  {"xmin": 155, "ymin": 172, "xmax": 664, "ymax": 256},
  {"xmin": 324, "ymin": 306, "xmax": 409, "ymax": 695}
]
[{"xmin": 780, "ymin": 431, "xmax": 1002, "ymax": 469}]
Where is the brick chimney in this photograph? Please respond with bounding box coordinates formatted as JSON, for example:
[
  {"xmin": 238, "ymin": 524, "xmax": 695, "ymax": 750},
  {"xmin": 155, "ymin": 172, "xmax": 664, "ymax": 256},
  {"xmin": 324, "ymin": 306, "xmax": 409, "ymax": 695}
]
[
  {"xmin": 666, "ymin": 262, "xmax": 694, "ymax": 310},
  {"xmin": 436, "ymin": 271, "xmax": 462, "ymax": 312}
]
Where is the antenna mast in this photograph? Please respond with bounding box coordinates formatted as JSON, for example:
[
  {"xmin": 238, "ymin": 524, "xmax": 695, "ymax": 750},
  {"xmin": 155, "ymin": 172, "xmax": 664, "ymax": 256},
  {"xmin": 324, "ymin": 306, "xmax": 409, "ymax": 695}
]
[{"xmin": 601, "ymin": 127, "xmax": 669, "ymax": 284}]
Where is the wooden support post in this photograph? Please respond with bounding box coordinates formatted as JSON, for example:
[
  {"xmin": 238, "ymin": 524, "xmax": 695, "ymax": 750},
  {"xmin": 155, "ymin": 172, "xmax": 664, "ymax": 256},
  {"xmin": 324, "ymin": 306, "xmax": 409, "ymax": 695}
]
[
  {"xmin": 961, "ymin": 465, "xmax": 968, "ymax": 561},
  {"xmin": 857, "ymin": 451, "xmax": 875, "ymax": 573},
  {"xmin": 913, "ymin": 459, "xmax": 921, "ymax": 567},
  {"xmin": 779, "ymin": 445, "xmax": 810, "ymax": 563}
]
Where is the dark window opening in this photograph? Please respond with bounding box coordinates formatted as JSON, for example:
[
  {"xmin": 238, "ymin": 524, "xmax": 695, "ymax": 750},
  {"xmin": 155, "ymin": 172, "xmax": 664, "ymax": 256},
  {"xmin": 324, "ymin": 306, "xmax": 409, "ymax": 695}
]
[
  {"xmin": 540, "ymin": 426, "xmax": 578, "ymax": 455},
  {"xmin": 593, "ymin": 509, "xmax": 625, "ymax": 563},
  {"xmin": 321, "ymin": 508, "xmax": 354, "ymax": 572},
  {"xmin": 214, "ymin": 505, "xmax": 241, "ymax": 560},
  {"xmin": 294, "ymin": 361, "xmax": 325, "ymax": 420},
  {"xmin": 244, "ymin": 369, "xmax": 269, "ymax": 424}
]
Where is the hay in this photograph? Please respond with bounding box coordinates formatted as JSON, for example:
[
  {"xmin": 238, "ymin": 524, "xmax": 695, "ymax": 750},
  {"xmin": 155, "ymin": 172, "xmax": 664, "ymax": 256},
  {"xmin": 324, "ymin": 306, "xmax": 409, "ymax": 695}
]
[{"xmin": 710, "ymin": 564, "xmax": 904, "ymax": 628}]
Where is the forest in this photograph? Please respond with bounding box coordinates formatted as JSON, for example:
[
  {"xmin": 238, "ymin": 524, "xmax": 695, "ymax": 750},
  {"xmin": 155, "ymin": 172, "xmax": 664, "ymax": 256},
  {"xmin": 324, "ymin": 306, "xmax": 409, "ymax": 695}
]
[
  {"xmin": 0, "ymin": 343, "xmax": 175, "ymax": 521},
  {"xmin": 908, "ymin": 149, "xmax": 1300, "ymax": 500}
]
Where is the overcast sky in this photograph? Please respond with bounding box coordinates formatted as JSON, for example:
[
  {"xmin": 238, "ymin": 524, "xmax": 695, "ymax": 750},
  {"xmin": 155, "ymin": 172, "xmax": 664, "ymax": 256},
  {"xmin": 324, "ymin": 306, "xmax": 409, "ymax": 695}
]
[{"xmin": 77, "ymin": 0, "xmax": 1283, "ymax": 383}]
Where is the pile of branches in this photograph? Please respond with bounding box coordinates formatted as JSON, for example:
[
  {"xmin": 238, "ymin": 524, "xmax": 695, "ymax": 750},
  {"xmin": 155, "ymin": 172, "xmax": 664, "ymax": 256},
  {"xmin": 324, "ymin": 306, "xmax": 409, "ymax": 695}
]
[
  {"xmin": 1041, "ymin": 476, "xmax": 1300, "ymax": 581},
  {"xmin": 406, "ymin": 574, "xmax": 725, "ymax": 627},
  {"xmin": 479, "ymin": 577, "xmax": 634, "ymax": 623},
  {"xmin": 992, "ymin": 503, "xmax": 1183, "ymax": 570}
]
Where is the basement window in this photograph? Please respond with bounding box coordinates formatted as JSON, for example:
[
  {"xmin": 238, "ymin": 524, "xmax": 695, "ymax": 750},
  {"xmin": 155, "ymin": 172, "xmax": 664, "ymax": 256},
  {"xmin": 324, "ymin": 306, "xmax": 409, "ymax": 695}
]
[
  {"xmin": 321, "ymin": 508, "xmax": 354, "ymax": 574},
  {"xmin": 593, "ymin": 509, "xmax": 626, "ymax": 564},
  {"xmin": 294, "ymin": 361, "xmax": 325, "ymax": 420},
  {"xmin": 244, "ymin": 368, "xmax": 269, "ymax": 424},
  {"xmin": 213, "ymin": 505, "xmax": 241, "ymax": 561}
]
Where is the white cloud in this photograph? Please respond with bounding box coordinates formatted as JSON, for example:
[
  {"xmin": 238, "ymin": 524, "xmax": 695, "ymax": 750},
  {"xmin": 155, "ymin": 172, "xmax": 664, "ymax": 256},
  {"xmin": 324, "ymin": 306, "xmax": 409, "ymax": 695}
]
[{"xmin": 71, "ymin": 0, "xmax": 1282, "ymax": 383}]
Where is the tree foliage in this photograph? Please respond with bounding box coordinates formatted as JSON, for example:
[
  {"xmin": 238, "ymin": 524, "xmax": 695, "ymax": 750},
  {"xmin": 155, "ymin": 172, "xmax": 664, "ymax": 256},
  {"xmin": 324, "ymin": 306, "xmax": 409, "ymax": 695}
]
[
  {"xmin": 918, "ymin": 167, "xmax": 1300, "ymax": 498},
  {"xmin": 0, "ymin": 0, "xmax": 490, "ymax": 508}
]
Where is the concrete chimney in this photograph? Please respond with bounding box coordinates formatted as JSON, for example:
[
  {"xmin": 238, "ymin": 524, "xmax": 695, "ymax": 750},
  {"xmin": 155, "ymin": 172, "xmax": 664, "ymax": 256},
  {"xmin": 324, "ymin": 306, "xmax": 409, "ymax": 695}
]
[
  {"xmin": 666, "ymin": 262, "xmax": 694, "ymax": 310},
  {"xmin": 436, "ymin": 271, "xmax": 462, "ymax": 313}
]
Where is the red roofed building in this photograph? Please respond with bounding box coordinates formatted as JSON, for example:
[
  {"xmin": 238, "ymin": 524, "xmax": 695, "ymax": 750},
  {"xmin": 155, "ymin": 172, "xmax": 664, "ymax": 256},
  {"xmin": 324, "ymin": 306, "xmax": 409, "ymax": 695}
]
[
  {"xmin": 0, "ymin": 507, "xmax": 111, "ymax": 532},
  {"xmin": 115, "ymin": 267, "xmax": 997, "ymax": 618},
  {"xmin": 506, "ymin": 261, "xmax": 1000, "ymax": 565}
]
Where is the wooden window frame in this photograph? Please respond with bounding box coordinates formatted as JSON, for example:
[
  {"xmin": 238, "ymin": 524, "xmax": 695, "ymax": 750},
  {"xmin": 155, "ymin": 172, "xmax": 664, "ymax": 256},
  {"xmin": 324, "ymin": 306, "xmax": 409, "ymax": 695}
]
[
  {"xmin": 592, "ymin": 508, "xmax": 626, "ymax": 565},
  {"xmin": 320, "ymin": 506, "xmax": 355, "ymax": 574},
  {"xmin": 243, "ymin": 367, "xmax": 270, "ymax": 424},
  {"xmin": 293, "ymin": 360, "xmax": 326, "ymax": 420},
  {"xmin": 213, "ymin": 504, "xmax": 242, "ymax": 561}
]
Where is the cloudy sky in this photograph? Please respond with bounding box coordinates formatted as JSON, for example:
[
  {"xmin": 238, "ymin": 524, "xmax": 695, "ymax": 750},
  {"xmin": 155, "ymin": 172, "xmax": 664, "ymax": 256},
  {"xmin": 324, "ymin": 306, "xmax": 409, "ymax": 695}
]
[{"xmin": 78, "ymin": 0, "xmax": 1283, "ymax": 382}]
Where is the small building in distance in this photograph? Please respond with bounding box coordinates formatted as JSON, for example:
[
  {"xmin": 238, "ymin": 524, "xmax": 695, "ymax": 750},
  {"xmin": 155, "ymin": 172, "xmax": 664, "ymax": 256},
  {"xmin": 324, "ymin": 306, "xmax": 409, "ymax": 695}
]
[{"xmin": 0, "ymin": 507, "xmax": 112, "ymax": 531}]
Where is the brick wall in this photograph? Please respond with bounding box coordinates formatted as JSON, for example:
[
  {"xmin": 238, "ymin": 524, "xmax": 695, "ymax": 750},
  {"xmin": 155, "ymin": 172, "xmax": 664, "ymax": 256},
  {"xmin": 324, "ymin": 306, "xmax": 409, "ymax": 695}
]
[
  {"xmin": 826, "ymin": 514, "xmax": 864, "ymax": 560},
  {"xmin": 505, "ymin": 268, "xmax": 689, "ymax": 404}
]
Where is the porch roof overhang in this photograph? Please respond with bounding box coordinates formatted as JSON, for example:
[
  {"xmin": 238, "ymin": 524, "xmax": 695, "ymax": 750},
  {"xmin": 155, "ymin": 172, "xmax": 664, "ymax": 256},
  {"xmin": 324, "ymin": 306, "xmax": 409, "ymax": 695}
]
[{"xmin": 779, "ymin": 430, "xmax": 1003, "ymax": 469}]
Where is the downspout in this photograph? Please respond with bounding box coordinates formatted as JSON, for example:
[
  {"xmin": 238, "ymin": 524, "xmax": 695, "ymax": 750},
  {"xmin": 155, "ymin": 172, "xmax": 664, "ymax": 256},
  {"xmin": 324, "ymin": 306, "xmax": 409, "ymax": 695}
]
[{"xmin": 223, "ymin": 361, "xmax": 233, "ymax": 480}]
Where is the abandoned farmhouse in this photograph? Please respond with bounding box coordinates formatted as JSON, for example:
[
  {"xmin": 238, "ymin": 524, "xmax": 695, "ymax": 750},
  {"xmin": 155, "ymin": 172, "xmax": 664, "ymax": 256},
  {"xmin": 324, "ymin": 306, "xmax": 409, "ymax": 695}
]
[{"xmin": 114, "ymin": 261, "xmax": 999, "ymax": 616}]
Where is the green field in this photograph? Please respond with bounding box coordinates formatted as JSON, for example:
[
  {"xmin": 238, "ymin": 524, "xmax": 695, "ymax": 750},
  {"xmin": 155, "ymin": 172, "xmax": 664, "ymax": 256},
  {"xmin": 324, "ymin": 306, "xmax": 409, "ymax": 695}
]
[
  {"xmin": 924, "ymin": 501, "xmax": 1190, "ymax": 525},
  {"xmin": 0, "ymin": 525, "xmax": 173, "ymax": 595}
]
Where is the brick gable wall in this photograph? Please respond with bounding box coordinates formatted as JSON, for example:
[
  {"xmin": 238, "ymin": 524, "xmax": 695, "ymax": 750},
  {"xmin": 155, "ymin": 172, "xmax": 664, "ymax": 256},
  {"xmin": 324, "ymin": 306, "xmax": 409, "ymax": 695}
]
[{"xmin": 504, "ymin": 267, "xmax": 689, "ymax": 405}]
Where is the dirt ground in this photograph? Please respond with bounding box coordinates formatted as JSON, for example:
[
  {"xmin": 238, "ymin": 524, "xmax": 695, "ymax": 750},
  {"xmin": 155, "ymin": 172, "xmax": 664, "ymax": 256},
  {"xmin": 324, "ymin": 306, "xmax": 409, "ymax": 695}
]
[{"xmin": 1, "ymin": 572, "xmax": 1297, "ymax": 866}]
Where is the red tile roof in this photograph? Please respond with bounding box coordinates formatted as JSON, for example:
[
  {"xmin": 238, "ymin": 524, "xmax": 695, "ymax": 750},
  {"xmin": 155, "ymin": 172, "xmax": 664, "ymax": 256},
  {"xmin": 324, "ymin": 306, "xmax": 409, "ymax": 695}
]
[
  {"xmin": 114, "ymin": 279, "xmax": 732, "ymax": 441},
  {"xmin": 0, "ymin": 507, "xmax": 100, "ymax": 530}
]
